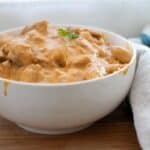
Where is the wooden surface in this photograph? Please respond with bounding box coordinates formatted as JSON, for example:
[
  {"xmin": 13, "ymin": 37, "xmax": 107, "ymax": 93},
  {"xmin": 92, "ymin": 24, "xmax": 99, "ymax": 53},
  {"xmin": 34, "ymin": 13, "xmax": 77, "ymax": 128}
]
[{"xmin": 0, "ymin": 101, "xmax": 140, "ymax": 150}]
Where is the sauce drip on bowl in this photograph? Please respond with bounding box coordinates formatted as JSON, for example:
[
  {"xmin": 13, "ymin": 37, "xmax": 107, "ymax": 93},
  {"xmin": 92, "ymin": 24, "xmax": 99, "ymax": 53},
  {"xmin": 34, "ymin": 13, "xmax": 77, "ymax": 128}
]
[{"xmin": 3, "ymin": 80, "xmax": 9, "ymax": 96}]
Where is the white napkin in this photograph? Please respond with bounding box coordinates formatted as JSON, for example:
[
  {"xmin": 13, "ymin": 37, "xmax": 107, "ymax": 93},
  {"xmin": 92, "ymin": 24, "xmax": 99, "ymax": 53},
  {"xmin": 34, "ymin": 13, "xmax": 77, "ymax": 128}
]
[{"xmin": 130, "ymin": 43, "xmax": 150, "ymax": 150}]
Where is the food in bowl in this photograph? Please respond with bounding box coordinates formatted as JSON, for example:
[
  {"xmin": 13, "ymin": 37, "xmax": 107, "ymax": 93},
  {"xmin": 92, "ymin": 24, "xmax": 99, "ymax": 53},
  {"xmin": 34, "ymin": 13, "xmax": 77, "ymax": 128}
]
[
  {"xmin": 0, "ymin": 21, "xmax": 136, "ymax": 135},
  {"xmin": 0, "ymin": 20, "xmax": 132, "ymax": 83}
]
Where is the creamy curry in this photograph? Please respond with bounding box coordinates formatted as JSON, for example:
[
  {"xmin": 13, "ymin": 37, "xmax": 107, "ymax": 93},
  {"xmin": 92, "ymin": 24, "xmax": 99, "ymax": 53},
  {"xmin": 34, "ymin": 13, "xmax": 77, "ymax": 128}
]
[{"xmin": 0, "ymin": 20, "xmax": 132, "ymax": 83}]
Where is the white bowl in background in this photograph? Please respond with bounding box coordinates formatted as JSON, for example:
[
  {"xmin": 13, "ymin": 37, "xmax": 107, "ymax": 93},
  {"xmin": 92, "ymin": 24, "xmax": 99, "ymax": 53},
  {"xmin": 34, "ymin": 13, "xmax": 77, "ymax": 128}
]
[{"xmin": 0, "ymin": 25, "xmax": 136, "ymax": 134}]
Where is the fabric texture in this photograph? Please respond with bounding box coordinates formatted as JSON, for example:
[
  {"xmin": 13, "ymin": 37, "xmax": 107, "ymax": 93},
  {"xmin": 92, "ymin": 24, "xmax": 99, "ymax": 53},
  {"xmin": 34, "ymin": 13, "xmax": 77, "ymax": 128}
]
[
  {"xmin": 130, "ymin": 25, "xmax": 150, "ymax": 149},
  {"xmin": 130, "ymin": 43, "xmax": 150, "ymax": 150}
]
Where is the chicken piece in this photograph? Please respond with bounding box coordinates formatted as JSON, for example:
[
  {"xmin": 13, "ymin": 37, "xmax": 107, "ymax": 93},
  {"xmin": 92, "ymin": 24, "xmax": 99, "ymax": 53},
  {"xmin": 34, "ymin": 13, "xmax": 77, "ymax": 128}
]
[
  {"xmin": 80, "ymin": 31, "xmax": 104, "ymax": 44},
  {"xmin": 0, "ymin": 36, "xmax": 12, "ymax": 62},
  {"xmin": 18, "ymin": 64, "xmax": 42, "ymax": 82},
  {"xmin": 47, "ymin": 47, "xmax": 68, "ymax": 67},
  {"xmin": 66, "ymin": 68, "xmax": 86, "ymax": 82},
  {"xmin": 111, "ymin": 46, "xmax": 132, "ymax": 63},
  {"xmin": 35, "ymin": 52, "xmax": 49, "ymax": 64},
  {"xmin": 80, "ymin": 31, "xmax": 94, "ymax": 42},
  {"xmin": 50, "ymin": 68, "xmax": 86, "ymax": 83},
  {"xmin": 6, "ymin": 42, "xmax": 34, "ymax": 66},
  {"xmin": 105, "ymin": 55, "xmax": 119, "ymax": 64},
  {"xmin": 0, "ymin": 47, "xmax": 7, "ymax": 62},
  {"xmin": 26, "ymin": 30, "xmax": 45, "ymax": 44},
  {"xmin": 75, "ymin": 38, "xmax": 97, "ymax": 53},
  {"xmin": 97, "ymin": 47, "xmax": 110, "ymax": 57},
  {"xmin": 89, "ymin": 30, "xmax": 104, "ymax": 39},
  {"xmin": 0, "ymin": 35, "xmax": 12, "ymax": 47},
  {"xmin": 72, "ymin": 28, "xmax": 103, "ymax": 38},
  {"xmin": 70, "ymin": 55, "xmax": 91, "ymax": 67},
  {"xmin": 0, "ymin": 60, "xmax": 11, "ymax": 78},
  {"xmin": 21, "ymin": 20, "xmax": 48, "ymax": 35},
  {"xmin": 106, "ymin": 64, "xmax": 123, "ymax": 74}
]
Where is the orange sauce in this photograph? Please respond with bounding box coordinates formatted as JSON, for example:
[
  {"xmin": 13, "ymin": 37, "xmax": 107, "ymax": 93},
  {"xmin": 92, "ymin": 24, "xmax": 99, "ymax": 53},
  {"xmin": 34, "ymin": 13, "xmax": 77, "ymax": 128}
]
[{"xmin": 0, "ymin": 20, "xmax": 132, "ymax": 83}]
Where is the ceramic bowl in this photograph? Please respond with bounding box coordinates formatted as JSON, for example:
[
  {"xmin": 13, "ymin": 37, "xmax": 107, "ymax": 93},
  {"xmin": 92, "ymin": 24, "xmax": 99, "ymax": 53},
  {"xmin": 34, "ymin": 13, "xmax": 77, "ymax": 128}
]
[{"xmin": 0, "ymin": 25, "xmax": 136, "ymax": 134}]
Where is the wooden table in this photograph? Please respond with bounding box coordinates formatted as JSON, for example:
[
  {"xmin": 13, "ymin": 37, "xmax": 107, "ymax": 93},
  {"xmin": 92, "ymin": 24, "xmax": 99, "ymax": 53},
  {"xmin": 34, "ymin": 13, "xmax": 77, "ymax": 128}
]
[{"xmin": 0, "ymin": 101, "xmax": 140, "ymax": 150}]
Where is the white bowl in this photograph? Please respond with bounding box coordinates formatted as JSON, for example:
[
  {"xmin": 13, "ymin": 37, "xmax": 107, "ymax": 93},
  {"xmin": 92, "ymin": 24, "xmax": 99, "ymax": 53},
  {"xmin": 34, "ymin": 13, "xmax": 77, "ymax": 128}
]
[{"xmin": 0, "ymin": 25, "xmax": 136, "ymax": 135}]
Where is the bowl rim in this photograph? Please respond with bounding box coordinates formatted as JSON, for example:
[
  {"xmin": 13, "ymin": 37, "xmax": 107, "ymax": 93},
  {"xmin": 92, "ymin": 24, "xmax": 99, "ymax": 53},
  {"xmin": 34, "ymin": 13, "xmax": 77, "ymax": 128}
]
[{"xmin": 0, "ymin": 24, "xmax": 136, "ymax": 87}]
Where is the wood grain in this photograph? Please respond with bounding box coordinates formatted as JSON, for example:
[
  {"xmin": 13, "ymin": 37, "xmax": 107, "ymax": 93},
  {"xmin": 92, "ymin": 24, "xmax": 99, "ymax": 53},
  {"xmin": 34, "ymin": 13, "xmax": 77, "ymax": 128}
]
[{"xmin": 0, "ymin": 101, "xmax": 140, "ymax": 150}]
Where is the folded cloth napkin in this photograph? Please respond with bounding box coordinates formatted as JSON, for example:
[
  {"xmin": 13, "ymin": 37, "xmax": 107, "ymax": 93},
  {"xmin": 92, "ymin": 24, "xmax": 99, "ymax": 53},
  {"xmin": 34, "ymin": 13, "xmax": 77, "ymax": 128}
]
[{"xmin": 130, "ymin": 26, "xmax": 150, "ymax": 150}]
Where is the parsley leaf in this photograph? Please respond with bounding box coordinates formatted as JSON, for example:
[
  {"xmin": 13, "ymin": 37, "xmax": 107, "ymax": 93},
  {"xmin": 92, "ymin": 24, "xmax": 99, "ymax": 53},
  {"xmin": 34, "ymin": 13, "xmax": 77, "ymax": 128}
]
[{"xmin": 58, "ymin": 28, "xmax": 79, "ymax": 40}]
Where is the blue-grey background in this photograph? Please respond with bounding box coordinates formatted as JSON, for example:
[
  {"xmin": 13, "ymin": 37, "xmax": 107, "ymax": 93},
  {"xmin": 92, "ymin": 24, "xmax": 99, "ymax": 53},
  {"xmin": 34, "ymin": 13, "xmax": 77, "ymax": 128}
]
[{"xmin": 0, "ymin": 0, "xmax": 149, "ymax": 37}]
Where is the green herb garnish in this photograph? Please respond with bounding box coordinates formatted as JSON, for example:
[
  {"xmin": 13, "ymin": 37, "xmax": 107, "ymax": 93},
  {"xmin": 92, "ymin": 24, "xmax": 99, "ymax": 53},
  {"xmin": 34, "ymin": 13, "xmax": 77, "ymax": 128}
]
[{"xmin": 58, "ymin": 28, "xmax": 79, "ymax": 40}]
